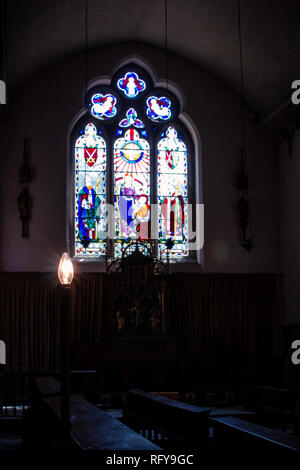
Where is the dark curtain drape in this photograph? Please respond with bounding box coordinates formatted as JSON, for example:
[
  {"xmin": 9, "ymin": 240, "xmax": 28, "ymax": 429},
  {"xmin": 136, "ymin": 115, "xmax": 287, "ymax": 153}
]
[
  {"xmin": 169, "ymin": 273, "xmax": 283, "ymax": 379},
  {"xmin": 0, "ymin": 272, "xmax": 106, "ymax": 371},
  {"xmin": 0, "ymin": 273, "xmax": 61, "ymax": 371},
  {"xmin": 71, "ymin": 273, "xmax": 104, "ymax": 343},
  {"xmin": 0, "ymin": 272, "xmax": 283, "ymax": 374}
]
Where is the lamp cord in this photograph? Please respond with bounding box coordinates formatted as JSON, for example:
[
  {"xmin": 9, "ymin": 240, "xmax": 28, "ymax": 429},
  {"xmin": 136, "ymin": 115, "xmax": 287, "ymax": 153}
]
[
  {"xmin": 165, "ymin": 0, "xmax": 169, "ymax": 90},
  {"xmin": 84, "ymin": 0, "xmax": 88, "ymax": 112},
  {"xmin": 238, "ymin": 0, "xmax": 247, "ymax": 170}
]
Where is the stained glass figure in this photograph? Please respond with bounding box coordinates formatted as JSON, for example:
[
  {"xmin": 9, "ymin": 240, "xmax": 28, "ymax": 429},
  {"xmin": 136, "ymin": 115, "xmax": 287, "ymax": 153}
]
[
  {"xmin": 119, "ymin": 108, "xmax": 145, "ymax": 128},
  {"xmin": 74, "ymin": 123, "xmax": 106, "ymax": 257},
  {"xmin": 157, "ymin": 127, "xmax": 188, "ymax": 258},
  {"xmin": 90, "ymin": 93, "xmax": 117, "ymax": 119},
  {"xmin": 117, "ymin": 72, "xmax": 146, "ymax": 98},
  {"xmin": 114, "ymin": 129, "xmax": 150, "ymax": 255},
  {"xmin": 146, "ymin": 96, "xmax": 171, "ymax": 121}
]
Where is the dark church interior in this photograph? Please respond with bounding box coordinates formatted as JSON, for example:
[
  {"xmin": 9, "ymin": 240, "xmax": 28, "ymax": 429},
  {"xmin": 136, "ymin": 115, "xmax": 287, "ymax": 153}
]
[{"xmin": 1, "ymin": 0, "xmax": 300, "ymax": 460}]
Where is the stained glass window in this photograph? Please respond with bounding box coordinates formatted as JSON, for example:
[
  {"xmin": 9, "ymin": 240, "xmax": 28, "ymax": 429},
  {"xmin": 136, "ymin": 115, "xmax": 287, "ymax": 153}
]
[
  {"xmin": 114, "ymin": 129, "xmax": 150, "ymax": 257},
  {"xmin": 74, "ymin": 123, "xmax": 107, "ymax": 258},
  {"xmin": 157, "ymin": 127, "xmax": 188, "ymax": 258},
  {"xmin": 72, "ymin": 65, "xmax": 194, "ymax": 262}
]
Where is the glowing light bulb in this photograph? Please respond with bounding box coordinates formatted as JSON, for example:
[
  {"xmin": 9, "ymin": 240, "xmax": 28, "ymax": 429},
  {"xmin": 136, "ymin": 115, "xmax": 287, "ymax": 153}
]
[{"xmin": 58, "ymin": 252, "xmax": 74, "ymax": 286}]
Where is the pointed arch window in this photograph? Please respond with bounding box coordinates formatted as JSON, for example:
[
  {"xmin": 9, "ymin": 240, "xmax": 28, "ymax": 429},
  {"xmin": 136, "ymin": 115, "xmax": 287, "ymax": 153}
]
[{"xmin": 70, "ymin": 64, "xmax": 195, "ymax": 261}]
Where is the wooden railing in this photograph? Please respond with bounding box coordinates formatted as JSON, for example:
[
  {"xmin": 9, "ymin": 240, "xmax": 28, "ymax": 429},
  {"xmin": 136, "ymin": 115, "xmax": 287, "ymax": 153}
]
[
  {"xmin": 0, "ymin": 372, "xmax": 53, "ymax": 418},
  {"xmin": 123, "ymin": 389, "xmax": 211, "ymax": 450},
  {"xmin": 0, "ymin": 372, "xmax": 61, "ymax": 437},
  {"xmin": 0, "ymin": 370, "xmax": 98, "ymax": 418}
]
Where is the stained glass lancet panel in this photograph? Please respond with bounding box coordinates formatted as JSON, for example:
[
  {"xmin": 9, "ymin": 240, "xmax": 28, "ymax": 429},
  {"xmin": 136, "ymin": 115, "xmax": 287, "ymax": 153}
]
[
  {"xmin": 74, "ymin": 123, "xmax": 107, "ymax": 258},
  {"xmin": 114, "ymin": 128, "xmax": 150, "ymax": 257},
  {"xmin": 157, "ymin": 127, "xmax": 189, "ymax": 258}
]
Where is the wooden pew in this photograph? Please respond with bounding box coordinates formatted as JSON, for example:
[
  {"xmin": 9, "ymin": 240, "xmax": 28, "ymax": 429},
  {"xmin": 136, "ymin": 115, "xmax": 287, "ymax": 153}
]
[
  {"xmin": 35, "ymin": 376, "xmax": 61, "ymax": 398},
  {"xmin": 254, "ymin": 385, "xmax": 294, "ymax": 431},
  {"xmin": 28, "ymin": 377, "xmax": 160, "ymax": 450},
  {"xmin": 123, "ymin": 389, "xmax": 211, "ymax": 450},
  {"xmin": 45, "ymin": 393, "xmax": 160, "ymax": 450},
  {"xmin": 211, "ymin": 416, "xmax": 300, "ymax": 453}
]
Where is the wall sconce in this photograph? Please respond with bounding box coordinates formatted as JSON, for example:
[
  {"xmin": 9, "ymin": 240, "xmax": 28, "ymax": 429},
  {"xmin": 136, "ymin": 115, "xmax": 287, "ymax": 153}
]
[
  {"xmin": 237, "ymin": 148, "xmax": 253, "ymax": 252},
  {"xmin": 17, "ymin": 138, "xmax": 33, "ymax": 238},
  {"xmin": 17, "ymin": 187, "xmax": 32, "ymax": 238}
]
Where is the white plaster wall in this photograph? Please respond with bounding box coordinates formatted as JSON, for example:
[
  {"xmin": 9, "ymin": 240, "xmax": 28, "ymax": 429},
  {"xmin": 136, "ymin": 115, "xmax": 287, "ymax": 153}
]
[{"xmin": 0, "ymin": 41, "xmax": 280, "ymax": 273}]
